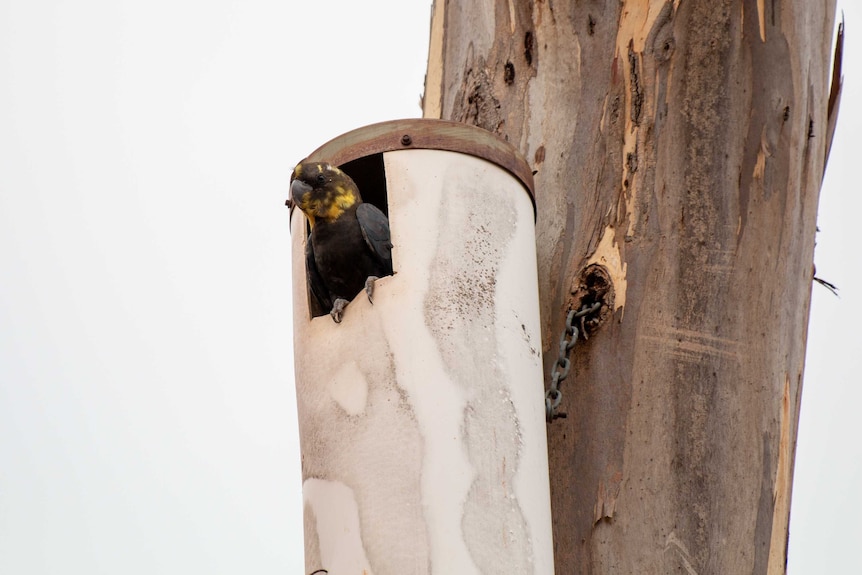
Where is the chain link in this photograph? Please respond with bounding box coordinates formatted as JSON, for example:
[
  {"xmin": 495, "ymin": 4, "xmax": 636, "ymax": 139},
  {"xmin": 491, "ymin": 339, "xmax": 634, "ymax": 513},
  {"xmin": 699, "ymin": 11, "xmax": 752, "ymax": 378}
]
[{"xmin": 545, "ymin": 302, "xmax": 601, "ymax": 422}]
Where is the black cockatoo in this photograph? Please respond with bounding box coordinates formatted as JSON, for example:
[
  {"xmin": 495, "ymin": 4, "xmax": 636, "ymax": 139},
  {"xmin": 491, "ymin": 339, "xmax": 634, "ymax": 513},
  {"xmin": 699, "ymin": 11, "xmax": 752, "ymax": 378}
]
[{"xmin": 289, "ymin": 162, "xmax": 393, "ymax": 323}]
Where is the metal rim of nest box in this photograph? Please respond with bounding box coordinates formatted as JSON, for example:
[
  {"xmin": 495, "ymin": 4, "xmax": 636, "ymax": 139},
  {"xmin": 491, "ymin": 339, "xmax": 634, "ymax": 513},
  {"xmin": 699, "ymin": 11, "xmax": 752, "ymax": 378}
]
[{"xmin": 301, "ymin": 118, "xmax": 536, "ymax": 218}]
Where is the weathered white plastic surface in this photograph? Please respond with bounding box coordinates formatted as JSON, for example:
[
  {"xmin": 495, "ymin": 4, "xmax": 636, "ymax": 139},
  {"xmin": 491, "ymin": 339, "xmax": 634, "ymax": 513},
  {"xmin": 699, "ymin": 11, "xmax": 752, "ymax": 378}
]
[{"xmin": 292, "ymin": 149, "xmax": 553, "ymax": 574}]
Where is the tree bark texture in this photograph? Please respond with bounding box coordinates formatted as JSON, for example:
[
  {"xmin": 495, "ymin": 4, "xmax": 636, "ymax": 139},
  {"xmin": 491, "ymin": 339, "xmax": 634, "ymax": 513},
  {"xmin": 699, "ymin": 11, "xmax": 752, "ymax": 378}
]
[{"xmin": 424, "ymin": 1, "xmax": 836, "ymax": 573}]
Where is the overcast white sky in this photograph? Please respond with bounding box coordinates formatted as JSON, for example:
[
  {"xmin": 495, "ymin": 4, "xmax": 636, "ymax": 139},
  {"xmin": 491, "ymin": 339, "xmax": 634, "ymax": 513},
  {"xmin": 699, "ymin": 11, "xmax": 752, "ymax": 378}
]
[{"xmin": 0, "ymin": 1, "xmax": 856, "ymax": 573}]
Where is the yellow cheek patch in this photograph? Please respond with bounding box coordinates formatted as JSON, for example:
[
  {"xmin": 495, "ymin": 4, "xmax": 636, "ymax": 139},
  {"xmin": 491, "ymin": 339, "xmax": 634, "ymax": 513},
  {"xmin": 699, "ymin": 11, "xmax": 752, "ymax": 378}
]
[
  {"xmin": 323, "ymin": 203, "xmax": 345, "ymax": 221},
  {"xmin": 296, "ymin": 197, "xmax": 317, "ymax": 227},
  {"xmin": 334, "ymin": 186, "xmax": 356, "ymax": 208},
  {"xmin": 318, "ymin": 191, "xmax": 354, "ymax": 221}
]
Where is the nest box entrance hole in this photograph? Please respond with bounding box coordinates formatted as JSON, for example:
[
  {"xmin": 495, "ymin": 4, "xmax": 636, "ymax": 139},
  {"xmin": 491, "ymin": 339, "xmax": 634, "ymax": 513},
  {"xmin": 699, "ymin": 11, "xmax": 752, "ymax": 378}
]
[{"xmin": 340, "ymin": 153, "xmax": 389, "ymax": 217}]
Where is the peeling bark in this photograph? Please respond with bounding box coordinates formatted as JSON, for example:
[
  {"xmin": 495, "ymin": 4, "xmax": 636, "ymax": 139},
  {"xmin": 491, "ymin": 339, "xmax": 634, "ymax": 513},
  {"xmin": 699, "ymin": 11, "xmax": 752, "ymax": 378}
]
[{"xmin": 424, "ymin": 0, "xmax": 837, "ymax": 573}]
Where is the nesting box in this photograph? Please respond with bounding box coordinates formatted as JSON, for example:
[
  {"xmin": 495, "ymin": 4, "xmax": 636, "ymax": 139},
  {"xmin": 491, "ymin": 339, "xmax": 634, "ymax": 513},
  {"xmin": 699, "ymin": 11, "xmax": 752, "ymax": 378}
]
[{"xmin": 290, "ymin": 119, "xmax": 553, "ymax": 574}]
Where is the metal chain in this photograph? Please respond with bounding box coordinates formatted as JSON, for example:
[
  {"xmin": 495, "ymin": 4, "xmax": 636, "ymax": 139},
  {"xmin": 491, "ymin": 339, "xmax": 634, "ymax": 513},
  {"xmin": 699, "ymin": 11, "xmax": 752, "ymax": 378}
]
[{"xmin": 545, "ymin": 302, "xmax": 601, "ymax": 422}]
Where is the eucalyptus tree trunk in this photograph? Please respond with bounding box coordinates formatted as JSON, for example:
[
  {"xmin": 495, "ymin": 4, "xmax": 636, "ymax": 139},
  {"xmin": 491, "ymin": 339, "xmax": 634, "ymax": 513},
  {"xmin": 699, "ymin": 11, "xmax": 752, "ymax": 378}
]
[{"xmin": 423, "ymin": 1, "xmax": 837, "ymax": 573}]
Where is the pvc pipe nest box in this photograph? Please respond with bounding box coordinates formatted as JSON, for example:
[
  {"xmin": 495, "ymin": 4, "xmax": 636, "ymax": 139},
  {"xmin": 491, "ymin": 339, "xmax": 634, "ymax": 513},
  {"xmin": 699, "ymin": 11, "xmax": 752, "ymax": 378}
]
[{"xmin": 290, "ymin": 119, "xmax": 553, "ymax": 574}]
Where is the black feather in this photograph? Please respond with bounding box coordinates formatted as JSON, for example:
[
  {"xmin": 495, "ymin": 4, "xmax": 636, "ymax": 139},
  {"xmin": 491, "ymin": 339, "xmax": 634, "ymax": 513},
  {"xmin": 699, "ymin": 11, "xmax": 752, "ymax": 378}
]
[
  {"xmin": 356, "ymin": 202, "xmax": 393, "ymax": 275},
  {"xmin": 305, "ymin": 234, "xmax": 333, "ymax": 316}
]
